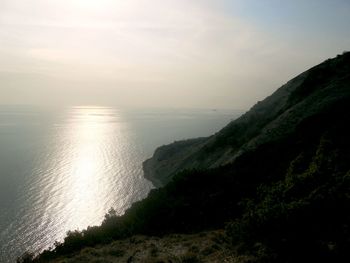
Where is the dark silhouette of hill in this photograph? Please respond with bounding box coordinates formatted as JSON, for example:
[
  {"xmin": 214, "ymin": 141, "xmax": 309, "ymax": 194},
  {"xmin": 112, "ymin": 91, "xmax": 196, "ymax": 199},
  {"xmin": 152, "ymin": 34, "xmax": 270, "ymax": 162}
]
[
  {"xmin": 27, "ymin": 52, "xmax": 350, "ymax": 263},
  {"xmin": 144, "ymin": 52, "xmax": 350, "ymax": 187}
]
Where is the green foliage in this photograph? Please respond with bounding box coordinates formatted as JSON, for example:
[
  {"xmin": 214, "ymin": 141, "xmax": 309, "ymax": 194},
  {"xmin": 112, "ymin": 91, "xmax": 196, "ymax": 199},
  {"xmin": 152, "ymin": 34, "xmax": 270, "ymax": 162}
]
[{"xmin": 226, "ymin": 112, "xmax": 350, "ymax": 262}]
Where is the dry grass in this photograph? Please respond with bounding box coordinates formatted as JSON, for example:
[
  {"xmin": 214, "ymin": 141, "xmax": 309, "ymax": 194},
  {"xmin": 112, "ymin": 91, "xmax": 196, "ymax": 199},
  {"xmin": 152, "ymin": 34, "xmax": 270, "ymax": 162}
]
[{"xmin": 50, "ymin": 230, "xmax": 254, "ymax": 263}]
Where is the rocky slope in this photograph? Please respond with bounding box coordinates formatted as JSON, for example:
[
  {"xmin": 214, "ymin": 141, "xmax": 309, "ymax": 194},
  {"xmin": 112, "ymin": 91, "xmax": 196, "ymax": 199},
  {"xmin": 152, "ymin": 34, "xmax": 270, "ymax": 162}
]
[{"xmin": 143, "ymin": 52, "xmax": 350, "ymax": 187}]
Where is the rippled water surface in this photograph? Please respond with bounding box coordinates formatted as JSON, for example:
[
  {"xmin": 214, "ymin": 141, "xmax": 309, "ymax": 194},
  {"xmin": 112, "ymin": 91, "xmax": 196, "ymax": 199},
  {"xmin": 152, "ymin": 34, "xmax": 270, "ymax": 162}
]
[{"xmin": 0, "ymin": 106, "xmax": 241, "ymax": 262}]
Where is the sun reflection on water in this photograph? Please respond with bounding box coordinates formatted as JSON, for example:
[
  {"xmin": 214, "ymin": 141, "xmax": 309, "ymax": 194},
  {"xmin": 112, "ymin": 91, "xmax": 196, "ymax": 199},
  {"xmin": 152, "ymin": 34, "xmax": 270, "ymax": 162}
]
[
  {"xmin": 0, "ymin": 105, "xmax": 238, "ymax": 262},
  {"xmin": 69, "ymin": 108, "xmax": 111, "ymax": 215},
  {"xmin": 60, "ymin": 107, "xmax": 125, "ymax": 231},
  {"xmin": 31, "ymin": 106, "xmax": 152, "ymax": 251}
]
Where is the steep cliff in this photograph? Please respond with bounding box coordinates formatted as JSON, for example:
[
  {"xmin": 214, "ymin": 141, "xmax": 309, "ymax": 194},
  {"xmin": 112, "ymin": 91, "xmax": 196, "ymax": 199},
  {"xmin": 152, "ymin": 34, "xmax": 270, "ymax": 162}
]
[{"xmin": 143, "ymin": 52, "xmax": 350, "ymax": 187}]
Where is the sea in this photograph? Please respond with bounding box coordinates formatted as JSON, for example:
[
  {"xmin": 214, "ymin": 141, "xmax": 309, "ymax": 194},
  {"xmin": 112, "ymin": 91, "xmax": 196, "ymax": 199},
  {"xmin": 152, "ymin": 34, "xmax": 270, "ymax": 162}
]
[{"xmin": 0, "ymin": 105, "xmax": 242, "ymax": 262}]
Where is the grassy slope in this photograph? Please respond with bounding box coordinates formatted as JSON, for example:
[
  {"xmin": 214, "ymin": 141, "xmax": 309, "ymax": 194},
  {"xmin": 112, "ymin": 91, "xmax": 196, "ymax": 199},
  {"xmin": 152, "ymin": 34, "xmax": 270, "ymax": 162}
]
[{"xmin": 49, "ymin": 230, "xmax": 253, "ymax": 263}]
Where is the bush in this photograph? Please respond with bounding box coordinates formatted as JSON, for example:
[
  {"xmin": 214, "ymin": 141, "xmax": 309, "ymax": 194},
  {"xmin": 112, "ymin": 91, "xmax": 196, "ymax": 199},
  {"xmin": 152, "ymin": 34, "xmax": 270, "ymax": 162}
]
[{"xmin": 17, "ymin": 252, "xmax": 34, "ymax": 263}]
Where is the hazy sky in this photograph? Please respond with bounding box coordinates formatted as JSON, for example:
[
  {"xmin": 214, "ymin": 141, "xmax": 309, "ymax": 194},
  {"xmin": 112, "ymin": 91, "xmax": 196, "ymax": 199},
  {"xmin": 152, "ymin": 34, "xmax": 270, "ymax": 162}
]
[{"xmin": 1, "ymin": 0, "xmax": 349, "ymax": 109}]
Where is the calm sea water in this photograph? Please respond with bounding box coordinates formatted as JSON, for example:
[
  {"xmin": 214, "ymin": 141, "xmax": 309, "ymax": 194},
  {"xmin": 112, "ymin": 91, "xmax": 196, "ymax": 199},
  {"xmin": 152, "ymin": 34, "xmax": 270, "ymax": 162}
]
[{"xmin": 0, "ymin": 106, "xmax": 241, "ymax": 262}]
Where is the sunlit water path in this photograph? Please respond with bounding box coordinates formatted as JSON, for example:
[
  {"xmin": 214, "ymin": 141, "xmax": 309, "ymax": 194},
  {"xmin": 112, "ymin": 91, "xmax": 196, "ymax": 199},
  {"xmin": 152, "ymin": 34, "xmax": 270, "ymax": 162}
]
[{"xmin": 0, "ymin": 106, "xmax": 241, "ymax": 262}]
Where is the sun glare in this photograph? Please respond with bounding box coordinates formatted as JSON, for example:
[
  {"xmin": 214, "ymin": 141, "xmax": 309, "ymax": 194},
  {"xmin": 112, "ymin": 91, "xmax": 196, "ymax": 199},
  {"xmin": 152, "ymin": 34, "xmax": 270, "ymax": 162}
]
[{"xmin": 62, "ymin": 106, "xmax": 118, "ymax": 229}]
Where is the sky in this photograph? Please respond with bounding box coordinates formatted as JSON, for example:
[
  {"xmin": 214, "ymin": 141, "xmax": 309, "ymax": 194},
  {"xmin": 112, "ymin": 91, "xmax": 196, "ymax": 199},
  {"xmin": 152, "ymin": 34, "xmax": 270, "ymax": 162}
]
[{"xmin": 0, "ymin": 0, "xmax": 349, "ymax": 109}]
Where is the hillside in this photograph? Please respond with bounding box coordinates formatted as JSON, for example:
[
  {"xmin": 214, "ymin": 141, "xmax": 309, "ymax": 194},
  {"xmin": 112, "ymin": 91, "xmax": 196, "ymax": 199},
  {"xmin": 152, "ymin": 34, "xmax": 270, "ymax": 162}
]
[
  {"xmin": 26, "ymin": 52, "xmax": 350, "ymax": 263},
  {"xmin": 144, "ymin": 52, "xmax": 350, "ymax": 186}
]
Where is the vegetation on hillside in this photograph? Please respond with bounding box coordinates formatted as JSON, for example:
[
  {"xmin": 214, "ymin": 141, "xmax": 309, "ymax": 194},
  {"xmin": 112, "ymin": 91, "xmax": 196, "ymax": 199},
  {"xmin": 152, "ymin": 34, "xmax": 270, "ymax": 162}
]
[
  {"xmin": 143, "ymin": 52, "xmax": 350, "ymax": 187},
  {"xmin": 23, "ymin": 53, "xmax": 350, "ymax": 263},
  {"xmin": 29, "ymin": 103, "xmax": 350, "ymax": 262},
  {"xmin": 226, "ymin": 107, "xmax": 350, "ymax": 262}
]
